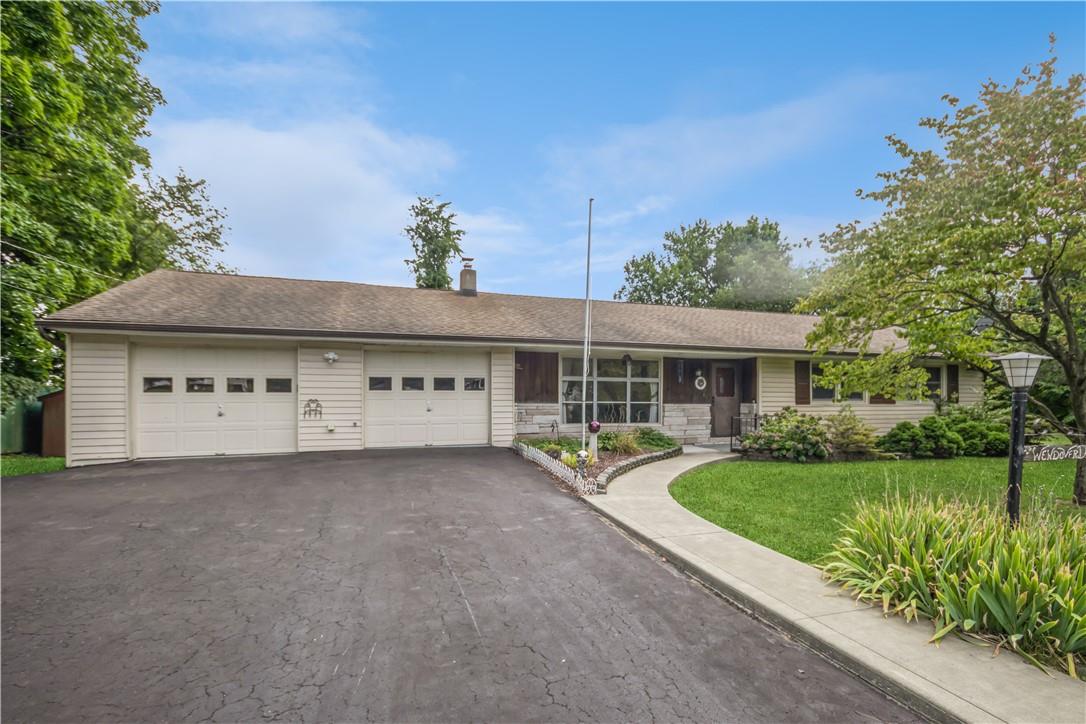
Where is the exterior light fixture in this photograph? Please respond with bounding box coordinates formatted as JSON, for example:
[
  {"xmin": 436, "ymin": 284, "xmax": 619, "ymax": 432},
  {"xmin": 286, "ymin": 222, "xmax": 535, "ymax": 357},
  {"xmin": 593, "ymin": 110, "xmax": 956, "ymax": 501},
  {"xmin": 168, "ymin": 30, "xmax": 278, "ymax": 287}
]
[
  {"xmin": 993, "ymin": 351, "xmax": 1051, "ymax": 525},
  {"xmin": 994, "ymin": 352, "xmax": 1048, "ymax": 389},
  {"xmin": 323, "ymin": 351, "xmax": 339, "ymax": 365}
]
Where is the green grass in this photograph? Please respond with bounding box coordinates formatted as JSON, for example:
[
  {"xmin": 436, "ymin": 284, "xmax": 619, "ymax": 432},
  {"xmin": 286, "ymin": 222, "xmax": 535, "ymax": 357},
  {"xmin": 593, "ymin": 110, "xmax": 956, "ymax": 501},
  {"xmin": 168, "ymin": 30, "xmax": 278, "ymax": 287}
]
[
  {"xmin": 1, "ymin": 455, "xmax": 65, "ymax": 477},
  {"xmin": 671, "ymin": 457, "xmax": 1083, "ymax": 564}
]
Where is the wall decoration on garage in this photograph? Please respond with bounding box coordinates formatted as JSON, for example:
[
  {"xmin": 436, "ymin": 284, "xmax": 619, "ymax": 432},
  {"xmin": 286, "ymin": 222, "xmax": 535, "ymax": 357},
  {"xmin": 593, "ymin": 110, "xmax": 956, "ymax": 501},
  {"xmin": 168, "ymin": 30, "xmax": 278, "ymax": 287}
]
[{"xmin": 303, "ymin": 399, "xmax": 323, "ymax": 419}]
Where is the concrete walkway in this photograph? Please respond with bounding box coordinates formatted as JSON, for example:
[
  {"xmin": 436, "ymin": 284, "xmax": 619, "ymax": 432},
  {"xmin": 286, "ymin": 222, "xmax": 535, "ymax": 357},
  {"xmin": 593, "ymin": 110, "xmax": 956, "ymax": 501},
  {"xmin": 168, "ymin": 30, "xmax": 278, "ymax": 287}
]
[{"xmin": 584, "ymin": 447, "xmax": 1086, "ymax": 724}]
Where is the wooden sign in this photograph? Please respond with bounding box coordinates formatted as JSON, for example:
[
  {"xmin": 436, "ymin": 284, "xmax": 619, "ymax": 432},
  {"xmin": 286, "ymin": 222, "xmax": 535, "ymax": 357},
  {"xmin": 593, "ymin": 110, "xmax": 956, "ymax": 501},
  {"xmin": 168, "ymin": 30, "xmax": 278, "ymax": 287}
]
[{"xmin": 1023, "ymin": 444, "xmax": 1086, "ymax": 462}]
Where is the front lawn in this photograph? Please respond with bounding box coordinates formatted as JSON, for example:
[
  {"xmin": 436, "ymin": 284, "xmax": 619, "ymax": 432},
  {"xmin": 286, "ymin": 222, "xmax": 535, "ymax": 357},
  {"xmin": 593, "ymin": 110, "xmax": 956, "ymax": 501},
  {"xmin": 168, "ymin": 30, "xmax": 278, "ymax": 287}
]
[
  {"xmin": 1, "ymin": 455, "xmax": 66, "ymax": 478},
  {"xmin": 670, "ymin": 457, "xmax": 1082, "ymax": 564}
]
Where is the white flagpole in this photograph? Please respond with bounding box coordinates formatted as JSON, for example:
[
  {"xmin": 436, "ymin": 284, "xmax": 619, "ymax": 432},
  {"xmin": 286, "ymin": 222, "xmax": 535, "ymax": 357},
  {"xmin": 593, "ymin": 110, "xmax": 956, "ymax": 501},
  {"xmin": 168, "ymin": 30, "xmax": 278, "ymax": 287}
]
[{"xmin": 581, "ymin": 197, "xmax": 594, "ymax": 450}]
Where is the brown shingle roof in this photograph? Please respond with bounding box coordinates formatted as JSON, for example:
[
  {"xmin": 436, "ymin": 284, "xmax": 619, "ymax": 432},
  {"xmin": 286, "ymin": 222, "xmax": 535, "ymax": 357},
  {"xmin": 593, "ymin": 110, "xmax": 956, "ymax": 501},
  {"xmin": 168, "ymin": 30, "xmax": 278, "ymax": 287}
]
[{"xmin": 41, "ymin": 269, "xmax": 899, "ymax": 353}]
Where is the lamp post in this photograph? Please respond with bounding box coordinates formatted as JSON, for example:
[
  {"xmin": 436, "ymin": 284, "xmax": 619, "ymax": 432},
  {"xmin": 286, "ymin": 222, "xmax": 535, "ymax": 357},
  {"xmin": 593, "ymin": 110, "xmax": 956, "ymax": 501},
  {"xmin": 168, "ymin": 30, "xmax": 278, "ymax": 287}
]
[{"xmin": 994, "ymin": 352, "xmax": 1050, "ymax": 525}]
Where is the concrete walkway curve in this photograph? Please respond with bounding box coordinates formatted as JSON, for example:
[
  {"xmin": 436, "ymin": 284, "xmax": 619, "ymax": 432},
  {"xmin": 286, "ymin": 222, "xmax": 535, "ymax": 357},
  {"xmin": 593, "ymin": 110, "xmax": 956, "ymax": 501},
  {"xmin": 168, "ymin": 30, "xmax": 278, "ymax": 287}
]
[{"xmin": 584, "ymin": 447, "xmax": 1086, "ymax": 724}]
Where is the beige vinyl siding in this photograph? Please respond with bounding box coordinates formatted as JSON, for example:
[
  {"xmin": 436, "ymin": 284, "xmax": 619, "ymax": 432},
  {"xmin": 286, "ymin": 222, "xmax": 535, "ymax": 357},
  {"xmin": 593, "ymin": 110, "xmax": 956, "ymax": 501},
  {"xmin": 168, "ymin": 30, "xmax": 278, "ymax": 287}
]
[
  {"xmin": 67, "ymin": 334, "xmax": 129, "ymax": 466},
  {"xmin": 490, "ymin": 347, "xmax": 515, "ymax": 447},
  {"xmin": 758, "ymin": 357, "xmax": 985, "ymax": 434},
  {"xmin": 298, "ymin": 344, "xmax": 363, "ymax": 451}
]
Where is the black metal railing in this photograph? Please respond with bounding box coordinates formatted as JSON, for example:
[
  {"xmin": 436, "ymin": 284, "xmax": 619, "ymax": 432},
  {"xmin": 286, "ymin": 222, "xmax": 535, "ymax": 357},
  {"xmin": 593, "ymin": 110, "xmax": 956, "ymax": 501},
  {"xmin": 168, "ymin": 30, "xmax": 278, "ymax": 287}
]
[{"xmin": 730, "ymin": 415, "xmax": 761, "ymax": 449}]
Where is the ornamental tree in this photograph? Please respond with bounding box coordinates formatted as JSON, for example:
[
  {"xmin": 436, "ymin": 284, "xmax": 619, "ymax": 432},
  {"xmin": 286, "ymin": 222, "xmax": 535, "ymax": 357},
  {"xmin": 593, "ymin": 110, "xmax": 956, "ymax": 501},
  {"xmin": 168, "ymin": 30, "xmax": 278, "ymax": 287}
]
[
  {"xmin": 403, "ymin": 196, "xmax": 465, "ymax": 290},
  {"xmin": 800, "ymin": 43, "xmax": 1086, "ymax": 504}
]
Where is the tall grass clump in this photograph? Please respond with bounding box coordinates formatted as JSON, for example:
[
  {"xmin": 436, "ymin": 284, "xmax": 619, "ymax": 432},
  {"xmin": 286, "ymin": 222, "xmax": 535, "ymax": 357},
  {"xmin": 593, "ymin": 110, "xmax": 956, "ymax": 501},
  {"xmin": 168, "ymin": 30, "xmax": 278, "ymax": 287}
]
[{"xmin": 822, "ymin": 494, "xmax": 1086, "ymax": 678}]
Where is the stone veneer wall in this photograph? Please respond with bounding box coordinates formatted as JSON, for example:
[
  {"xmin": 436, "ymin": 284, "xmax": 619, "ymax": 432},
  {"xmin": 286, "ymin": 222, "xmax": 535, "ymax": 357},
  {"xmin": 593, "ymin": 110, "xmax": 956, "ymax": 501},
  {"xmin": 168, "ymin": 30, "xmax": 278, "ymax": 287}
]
[
  {"xmin": 516, "ymin": 403, "xmax": 561, "ymax": 436},
  {"xmin": 515, "ymin": 402, "xmax": 711, "ymax": 444},
  {"xmin": 661, "ymin": 403, "xmax": 712, "ymax": 444}
]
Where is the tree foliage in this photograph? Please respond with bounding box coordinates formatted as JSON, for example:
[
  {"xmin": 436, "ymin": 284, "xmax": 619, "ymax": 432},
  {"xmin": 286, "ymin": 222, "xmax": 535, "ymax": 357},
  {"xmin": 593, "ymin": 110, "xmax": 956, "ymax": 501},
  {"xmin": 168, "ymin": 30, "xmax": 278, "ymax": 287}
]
[
  {"xmin": 616, "ymin": 217, "xmax": 817, "ymax": 312},
  {"xmin": 403, "ymin": 196, "xmax": 465, "ymax": 290},
  {"xmin": 1, "ymin": 1, "xmax": 232, "ymax": 411},
  {"xmin": 122, "ymin": 169, "xmax": 233, "ymax": 276},
  {"xmin": 800, "ymin": 42, "xmax": 1086, "ymax": 502}
]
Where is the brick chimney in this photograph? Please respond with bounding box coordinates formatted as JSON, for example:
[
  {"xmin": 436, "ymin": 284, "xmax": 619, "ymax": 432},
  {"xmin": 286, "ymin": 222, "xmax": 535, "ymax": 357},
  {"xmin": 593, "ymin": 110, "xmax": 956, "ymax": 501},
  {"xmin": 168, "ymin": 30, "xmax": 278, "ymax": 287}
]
[{"xmin": 459, "ymin": 258, "xmax": 477, "ymax": 296}]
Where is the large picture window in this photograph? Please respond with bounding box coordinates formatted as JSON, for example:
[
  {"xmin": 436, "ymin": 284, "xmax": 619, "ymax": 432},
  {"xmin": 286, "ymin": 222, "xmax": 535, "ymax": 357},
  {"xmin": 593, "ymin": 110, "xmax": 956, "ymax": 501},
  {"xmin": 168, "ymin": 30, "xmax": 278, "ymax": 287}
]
[{"xmin": 561, "ymin": 357, "xmax": 660, "ymax": 424}]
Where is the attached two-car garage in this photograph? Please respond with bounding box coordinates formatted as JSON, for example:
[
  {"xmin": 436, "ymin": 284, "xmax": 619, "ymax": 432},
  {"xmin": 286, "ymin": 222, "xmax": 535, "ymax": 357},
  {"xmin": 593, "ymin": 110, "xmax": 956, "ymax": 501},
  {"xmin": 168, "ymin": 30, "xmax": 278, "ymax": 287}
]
[{"xmin": 129, "ymin": 343, "xmax": 494, "ymax": 459}]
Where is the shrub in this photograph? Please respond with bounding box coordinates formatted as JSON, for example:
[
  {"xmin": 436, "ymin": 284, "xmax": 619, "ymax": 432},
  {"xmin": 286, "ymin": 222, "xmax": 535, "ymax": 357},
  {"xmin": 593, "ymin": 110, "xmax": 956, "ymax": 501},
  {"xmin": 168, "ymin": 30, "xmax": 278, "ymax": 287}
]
[
  {"xmin": 634, "ymin": 427, "xmax": 677, "ymax": 450},
  {"xmin": 984, "ymin": 430, "xmax": 1010, "ymax": 456},
  {"xmin": 951, "ymin": 420, "xmax": 989, "ymax": 456},
  {"xmin": 822, "ymin": 495, "xmax": 1086, "ymax": 678},
  {"xmin": 824, "ymin": 405, "xmax": 878, "ymax": 459},
  {"xmin": 596, "ymin": 431, "xmax": 618, "ymax": 451},
  {"xmin": 877, "ymin": 421, "xmax": 924, "ymax": 456},
  {"xmin": 878, "ymin": 416, "xmax": 966, "ymax": 458},
  {"xmin": 540, "ymin": 442, "xmax": 563, "ymax": 459},
  {"xmin": 916, "ymin": 416, "xmax": 963, "ymax": 458},
  {"xmin": 610, "ymin": 431, "xmax": 642, "ymax": 455},
  {"xmin": 740, "ymin": 407, "xmax": 830, "ymax": 462},
  {"xmin": 559, "ymin": 450, "xmax": 595, "ymax": 469}
]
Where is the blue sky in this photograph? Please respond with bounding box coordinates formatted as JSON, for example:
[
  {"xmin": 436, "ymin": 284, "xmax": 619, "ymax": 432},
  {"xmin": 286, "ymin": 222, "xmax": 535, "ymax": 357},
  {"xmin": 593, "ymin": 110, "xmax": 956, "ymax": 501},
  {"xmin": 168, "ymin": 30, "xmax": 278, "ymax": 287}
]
[{"xmin": 141, "ymin": 2, "xmax": 1085, "ymax": 298}]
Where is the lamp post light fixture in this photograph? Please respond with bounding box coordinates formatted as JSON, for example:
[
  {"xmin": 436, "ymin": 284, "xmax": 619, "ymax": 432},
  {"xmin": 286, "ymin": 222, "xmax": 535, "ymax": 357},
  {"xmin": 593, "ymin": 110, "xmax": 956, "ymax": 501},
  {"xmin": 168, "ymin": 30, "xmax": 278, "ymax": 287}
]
[{"xmin": 994, "ymin": 352, "xmax": 1051, "ymax": 525}]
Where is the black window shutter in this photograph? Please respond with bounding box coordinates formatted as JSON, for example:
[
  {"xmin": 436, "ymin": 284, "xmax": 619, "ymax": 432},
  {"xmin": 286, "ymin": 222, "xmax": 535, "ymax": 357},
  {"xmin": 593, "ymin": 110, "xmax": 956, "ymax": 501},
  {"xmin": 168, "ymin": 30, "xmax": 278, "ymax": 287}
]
[
  {"xmin": 794, "ymin": 361, "xmax": 811, "ymax": 405},
  {"xmin": 946, "ymin": 364, "xmax": 960, "ymax": 401}
]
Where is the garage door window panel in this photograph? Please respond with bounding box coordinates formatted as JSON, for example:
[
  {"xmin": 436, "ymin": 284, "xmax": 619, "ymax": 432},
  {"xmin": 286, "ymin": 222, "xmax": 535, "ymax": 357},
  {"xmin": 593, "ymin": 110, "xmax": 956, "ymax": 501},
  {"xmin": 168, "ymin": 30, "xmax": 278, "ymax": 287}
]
[
  {"xmin": 402, "ymin": 377, "xmax": 425, "ymax": 391},
  {"xmin": 227, "ymin": 377, "xmax": 254, "ymax": 393},
  {"xmin": 186, "ymin": 377, "xmax": 215, "ymax": 393},
  {"xmin": 143, "ymin": 377, "xmax": 173, "ymax": 393},
  {"xmin": 464, "ymin": 377, "xmax": 485, "ymax": 391},
  {"xmin": 266, "ymin": 378, "xmax": 292, "ymax": 393},
  {"xmin": 434, "ymin": 377, "xmax": 455, "ymax": 391},
  {"xmin": 369, "ymin": 376, "xmax": 392, "ymax": 391}
]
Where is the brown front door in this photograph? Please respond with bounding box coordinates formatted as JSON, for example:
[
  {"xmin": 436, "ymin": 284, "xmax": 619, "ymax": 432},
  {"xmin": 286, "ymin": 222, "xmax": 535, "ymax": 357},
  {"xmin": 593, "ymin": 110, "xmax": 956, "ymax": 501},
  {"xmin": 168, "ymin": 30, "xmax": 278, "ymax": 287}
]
[{"xmin": 711, "ymin": 363, "xmax": 739, "ymax": 437}]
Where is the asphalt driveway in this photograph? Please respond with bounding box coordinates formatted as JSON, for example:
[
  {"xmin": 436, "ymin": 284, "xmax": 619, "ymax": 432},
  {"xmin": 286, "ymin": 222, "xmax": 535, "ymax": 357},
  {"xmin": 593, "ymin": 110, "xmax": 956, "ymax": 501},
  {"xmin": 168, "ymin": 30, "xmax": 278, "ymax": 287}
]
[{"xmin": 2, "ymin": 448, "xmax": 916, "ymax": 722}]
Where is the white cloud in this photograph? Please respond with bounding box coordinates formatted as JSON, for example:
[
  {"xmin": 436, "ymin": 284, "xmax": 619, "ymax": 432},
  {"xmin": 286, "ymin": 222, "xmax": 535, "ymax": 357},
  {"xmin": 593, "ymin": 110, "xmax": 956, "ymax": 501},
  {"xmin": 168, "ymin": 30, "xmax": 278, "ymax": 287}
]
[
  {"xmin": 547, "ymin": 74, "xmax": 899, "ymax": 201},
  {"xmin": 199, "ymin": 3, "xmax": 368, "ymax": 47},
  {"xmin": 147, "ymin": 116, "xmax": 456, "ymax": 285}
]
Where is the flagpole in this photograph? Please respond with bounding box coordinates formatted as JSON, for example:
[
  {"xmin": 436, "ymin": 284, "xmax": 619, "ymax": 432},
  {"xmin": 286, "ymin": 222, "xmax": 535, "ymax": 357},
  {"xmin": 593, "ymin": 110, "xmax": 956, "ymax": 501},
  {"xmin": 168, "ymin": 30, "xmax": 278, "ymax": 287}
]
[{"xmin": 581, "ymin": 197, "xmax": 594, "ymax": 450}]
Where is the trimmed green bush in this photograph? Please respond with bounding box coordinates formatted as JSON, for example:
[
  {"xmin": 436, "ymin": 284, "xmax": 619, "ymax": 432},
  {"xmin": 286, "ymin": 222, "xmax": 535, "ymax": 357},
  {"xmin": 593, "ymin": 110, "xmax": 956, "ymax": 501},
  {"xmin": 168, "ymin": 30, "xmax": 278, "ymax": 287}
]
[
  {"xmin": 740, "ymin": 407, "xmax": 830, "ymax": 462},
  {"xmin": 916, "ymin": 416, "xmax": 964, "ymax": 458},
  {"xmin": 560, "ymin": 450, "xmax": 595, "ymax": 469},
  {"xmin": 822, "ymin": 495, "xmax": 1086, "ymax": 678},
  {"xmin": 879, "ymin": 416, "xmax": 965, "ymax": 458}
]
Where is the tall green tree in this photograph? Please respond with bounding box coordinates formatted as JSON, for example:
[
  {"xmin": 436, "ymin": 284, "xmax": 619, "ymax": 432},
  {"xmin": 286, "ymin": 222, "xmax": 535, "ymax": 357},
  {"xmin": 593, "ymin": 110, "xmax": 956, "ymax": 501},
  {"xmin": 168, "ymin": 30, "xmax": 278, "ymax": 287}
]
[
  {"xmin": 121, "ymin": 169, "xmax": 233, "ymax": 276},
  {"xmin": 1, "ymin": 1, "xmax": 232, "ymax": 411},
  {"xmin": 800, "ymin": 43, "xmax": 1086, "ymax": 503},
  {"xmin": 403, "ymin": 196, "xmax": 465, "ymax": 289},
  {"xmin": 616, "ymin": 217, "xmax": 817, "ymax": 312},
  {"xmin": 1, "ymin": 0, "xmax": 161, "ymax": 409}
]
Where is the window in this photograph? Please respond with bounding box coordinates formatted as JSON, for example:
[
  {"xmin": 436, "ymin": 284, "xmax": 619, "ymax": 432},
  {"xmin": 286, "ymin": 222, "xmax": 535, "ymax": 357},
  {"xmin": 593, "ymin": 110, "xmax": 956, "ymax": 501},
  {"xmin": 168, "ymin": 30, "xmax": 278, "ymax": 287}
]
[
  {"xmin": 402, "ymin": 377, "xmax": 424, "ymax": 391},
  {"xmin": 266, "ymin": 378, "xmax": 292, "ymax": 393},
  {"xmin": 811, "ymin": 363, "xmax": 836, "ymax": 401},
  {"xmin": 186, "ymin": 377, "xmax": 214, "ymax": 393},
  {"xmin": 560, "ymin": 357, "xmax": 660, "ymax": 424},
  {"xmin": 143, "ymin": 377, "xmax": 172, "ymax": 393},
  {"xmin": 227, "ymin": 377, "xmax": 253, "ymax": 393},
  {"xmin": 368, "ymin": 376, "xmax": 392, "ymax": 391},
  {"xmin": 434, "ymin": 377, "xmax": 455, "ymax": 391},
  {"xmin": 464, "ymin": 377, "xmax": 486, "ymax": 391},
  {"xmin": 925, "ymin": 367, "xmax": 943, "ymax": 400},
  {"xmin": 810, "ymin": 362, "xmax": 865, "ymax": 402}
]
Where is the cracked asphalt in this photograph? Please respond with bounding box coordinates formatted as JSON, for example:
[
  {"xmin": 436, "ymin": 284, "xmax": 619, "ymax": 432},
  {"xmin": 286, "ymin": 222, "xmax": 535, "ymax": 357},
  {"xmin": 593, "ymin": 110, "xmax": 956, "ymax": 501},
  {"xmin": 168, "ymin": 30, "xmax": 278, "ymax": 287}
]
[{"xmin": 2, "ymin": 448, "xmax": 919, "ymax": 722}]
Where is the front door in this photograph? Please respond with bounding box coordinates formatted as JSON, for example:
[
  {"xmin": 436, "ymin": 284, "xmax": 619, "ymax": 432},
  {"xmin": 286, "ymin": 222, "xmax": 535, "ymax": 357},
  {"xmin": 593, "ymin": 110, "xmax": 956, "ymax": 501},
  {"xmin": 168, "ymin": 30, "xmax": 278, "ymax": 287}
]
[{"xmin": 711, "ymin": 363, "xmax": 739, "ymax": 437}]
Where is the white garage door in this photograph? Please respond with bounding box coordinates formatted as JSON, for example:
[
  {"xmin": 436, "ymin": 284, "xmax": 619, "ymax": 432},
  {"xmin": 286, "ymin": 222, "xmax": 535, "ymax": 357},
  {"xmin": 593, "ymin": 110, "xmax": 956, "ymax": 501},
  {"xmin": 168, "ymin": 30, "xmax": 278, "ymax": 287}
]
[
  {"xmin": 365, "ymin": 350, "xmax": 489, "ymax": 447},
  {"xmin": 133, "ymin": 345, "xmax": 297, "ymax": 458}
]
